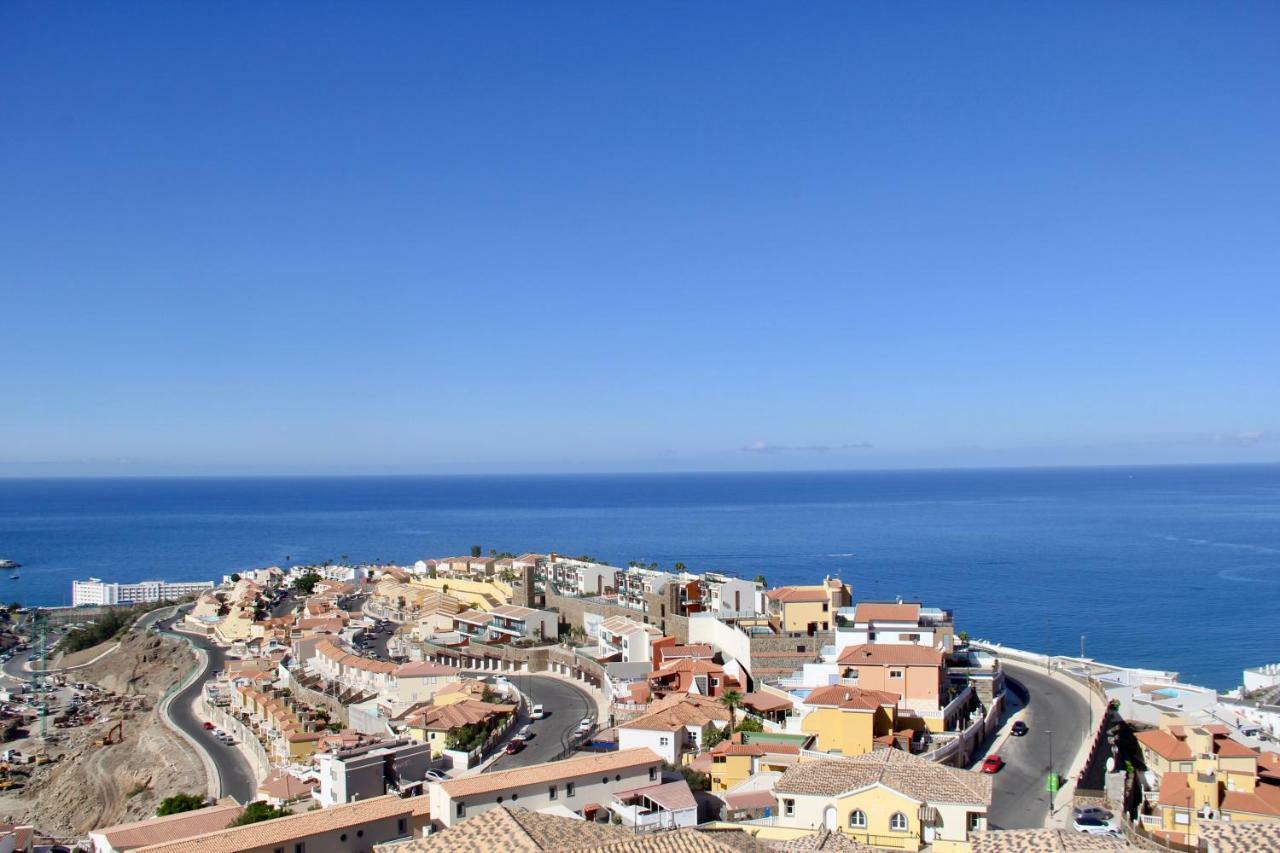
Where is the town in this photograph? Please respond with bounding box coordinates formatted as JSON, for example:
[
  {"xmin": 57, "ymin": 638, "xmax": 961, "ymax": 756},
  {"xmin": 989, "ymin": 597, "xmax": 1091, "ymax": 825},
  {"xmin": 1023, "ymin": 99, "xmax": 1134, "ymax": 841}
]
[{"xmin": 0, "ymin": 553, "xmax": 1276, "ymax": 853}]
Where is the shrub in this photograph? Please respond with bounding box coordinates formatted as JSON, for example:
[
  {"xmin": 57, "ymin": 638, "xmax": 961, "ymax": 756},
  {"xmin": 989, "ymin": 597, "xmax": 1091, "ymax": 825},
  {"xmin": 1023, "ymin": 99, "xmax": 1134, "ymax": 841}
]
[
  {"xmin": 232, "ymin": 801, "xmax": 289, "ymax": 826},
  {"xmin": 156, "ymin": 793, "xmax": 205, "ymax": 816}
]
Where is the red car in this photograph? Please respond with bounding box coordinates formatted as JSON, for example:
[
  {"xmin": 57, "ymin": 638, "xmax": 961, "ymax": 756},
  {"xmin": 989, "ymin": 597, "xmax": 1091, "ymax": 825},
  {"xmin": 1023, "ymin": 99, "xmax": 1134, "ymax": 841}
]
[
  {"xmin": 981, "ymin": 754, "xmax": 1005, "ymax": 774},
  {"xmin": 202, "ymin": 722, "xmax": 215, "ymax": 731},
  {"xmin": 504, "ymin": 740, "xmax": 524, "ymax": 755}
]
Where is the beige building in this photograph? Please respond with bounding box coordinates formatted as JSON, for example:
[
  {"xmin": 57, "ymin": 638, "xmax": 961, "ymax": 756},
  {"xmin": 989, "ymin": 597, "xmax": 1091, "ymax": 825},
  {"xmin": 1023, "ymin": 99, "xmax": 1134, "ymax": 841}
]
[{"xmin": 428, "ymin": 748, "xmax": 665, "ymax": 828}]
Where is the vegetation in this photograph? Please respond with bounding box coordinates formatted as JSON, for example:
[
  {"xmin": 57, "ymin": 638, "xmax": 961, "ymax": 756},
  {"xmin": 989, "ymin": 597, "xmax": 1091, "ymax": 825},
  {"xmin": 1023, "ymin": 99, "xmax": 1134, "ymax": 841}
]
[
  {"xmin": 229, "ymin": 573, "xmax": 241, "ymax": 583},
  {"xmin": 753, "ymin": 574, "xmax": 767, "ymax": 587},
  {"xmin": 59, "ymin": 601, "xmax": 177, "ymax": 654},
  {"xmin": 674, "ymin": 562, "xmax": 686, "ymax": 572},
  {"xmin": 957, "ymin": 630, "xmax": 970, "ymax": 645},
  {"xmin": 232, "ymin": 801, "xmax": 290, "ymax": 825},
  {"xmin": 701, "ymin": 725, "xmax": 727, "ymax": 750},
  {"xmin": 718, "ymin": 689, "xmax": 744, "ymax": 728},
  {"xmin": 664, "ymin": 761, "xmax": 709, "ymax": 792},
  {"xmin": 291, "ymin": 572, "xmax": 322, "ymax": 595},
  {"xmin": 734, "ymin": 715, "xmax": 764, "ymax": 734},
  {"xmin": 156, "ymin": 792, "xmax": 205, "ymax": 815},
  {"xmin": 471, "ymin": 545, "xmax": 483, "ymax": 557}
]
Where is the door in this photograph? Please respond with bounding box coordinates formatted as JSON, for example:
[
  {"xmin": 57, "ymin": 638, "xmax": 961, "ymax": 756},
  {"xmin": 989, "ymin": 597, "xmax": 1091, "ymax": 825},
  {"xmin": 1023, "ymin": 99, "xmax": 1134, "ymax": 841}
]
[{"xmin": 823, "ymin": 806, "xmax": 836, "ymax": 830}]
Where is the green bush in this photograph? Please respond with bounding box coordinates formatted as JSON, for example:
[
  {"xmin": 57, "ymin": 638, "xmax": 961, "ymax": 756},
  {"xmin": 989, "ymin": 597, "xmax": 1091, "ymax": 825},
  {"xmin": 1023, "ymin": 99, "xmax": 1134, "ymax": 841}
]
[
  {"xmin": 232, "ymin": 801, "xmax": 289, "ymax": 826},
  {"xmin": 157, "ymin": 793, "xmax": 205, "ymax": 815}
]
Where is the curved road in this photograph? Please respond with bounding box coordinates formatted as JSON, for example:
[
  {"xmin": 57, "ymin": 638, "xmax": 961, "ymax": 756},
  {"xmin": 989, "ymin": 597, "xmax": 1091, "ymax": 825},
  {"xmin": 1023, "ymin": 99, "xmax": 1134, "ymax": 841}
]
[
  {"xmin": 155, "ymin": 615, "xmax": 256, "ymax": 804},
  {"xmin": 486, "ymin": 673, "xmax": 596, "ymax": 770},
  {"xmin": 982, "ymin": 661, "xmax": 1091, "ymax": 829}
]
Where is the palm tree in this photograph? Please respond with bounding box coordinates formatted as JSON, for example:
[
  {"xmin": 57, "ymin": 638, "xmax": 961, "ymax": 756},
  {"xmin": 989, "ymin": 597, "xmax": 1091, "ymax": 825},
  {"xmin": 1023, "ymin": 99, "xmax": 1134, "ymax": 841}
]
[
  {"xmin": 674, "ymin": 562, "xmax": 686, "ymax": 573},
  {"xmin": 719, "ymin": 688, "xmax": 744, "ymax": 730}
]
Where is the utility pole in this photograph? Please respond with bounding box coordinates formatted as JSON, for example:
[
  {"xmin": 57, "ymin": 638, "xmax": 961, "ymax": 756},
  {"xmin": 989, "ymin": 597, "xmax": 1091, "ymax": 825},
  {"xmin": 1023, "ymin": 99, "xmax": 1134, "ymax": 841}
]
[
  {"xmin": 1046, "ymin": 729, "xmax": 1055, "ymax": 817},
  {"xmin": 1080, "ymin": 633, "xmax": 1086, "ymax": 660}
]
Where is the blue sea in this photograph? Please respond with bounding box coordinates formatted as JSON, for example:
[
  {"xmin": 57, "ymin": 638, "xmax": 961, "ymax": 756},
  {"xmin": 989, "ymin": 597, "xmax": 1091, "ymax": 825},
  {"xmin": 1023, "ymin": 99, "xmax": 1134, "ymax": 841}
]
[{"xmin": 1, "ymin": 465, "xmax": 1278, "ymax": 690}]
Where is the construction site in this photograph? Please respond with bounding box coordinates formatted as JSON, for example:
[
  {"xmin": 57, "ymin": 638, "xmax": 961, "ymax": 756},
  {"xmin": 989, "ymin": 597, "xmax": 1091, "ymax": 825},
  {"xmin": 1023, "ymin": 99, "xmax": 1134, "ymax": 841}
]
[{"xmin": 0, "ymin": 628, "xmax": 208, "ymax": 838}]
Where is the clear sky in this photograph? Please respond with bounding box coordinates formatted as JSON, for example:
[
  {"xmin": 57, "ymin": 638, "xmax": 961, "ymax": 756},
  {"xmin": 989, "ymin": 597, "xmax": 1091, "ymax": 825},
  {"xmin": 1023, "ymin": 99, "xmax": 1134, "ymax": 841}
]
[{"xmin": 3, "ymin": 3, "xmax": 1278, "ymax": 476}]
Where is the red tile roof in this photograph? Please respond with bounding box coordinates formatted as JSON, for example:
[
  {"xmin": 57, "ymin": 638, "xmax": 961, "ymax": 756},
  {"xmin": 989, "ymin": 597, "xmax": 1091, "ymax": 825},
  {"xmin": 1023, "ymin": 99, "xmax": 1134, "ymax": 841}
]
[
  {"xmin": 837, "ymin": 643, "xmax": 943, "ymax": 667},
  {"xmin": 853, "ymin": 602, "xmax": 921, "ymax": 623}
]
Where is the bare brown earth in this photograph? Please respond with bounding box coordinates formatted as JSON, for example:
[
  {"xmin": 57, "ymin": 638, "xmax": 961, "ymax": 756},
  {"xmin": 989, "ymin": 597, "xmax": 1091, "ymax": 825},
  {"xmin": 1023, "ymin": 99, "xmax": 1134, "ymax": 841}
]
[{"xmin": 0, "ymin": 631, "xmax": 207, "ymax": 838}]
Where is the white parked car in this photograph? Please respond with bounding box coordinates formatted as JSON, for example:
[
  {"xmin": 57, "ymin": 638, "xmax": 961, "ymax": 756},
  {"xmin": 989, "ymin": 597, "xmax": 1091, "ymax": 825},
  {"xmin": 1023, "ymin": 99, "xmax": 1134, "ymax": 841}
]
[
  {"xmin": 1072, "ymin": 816, "xmax": 1120, "ymax": 836},
  {"xmin": 530, "ymin": 704, "xmax": 545, "ymax": 719},
  {"xmin": 577, "ymin": 717, "xmax": 593, "ymax": 733}
]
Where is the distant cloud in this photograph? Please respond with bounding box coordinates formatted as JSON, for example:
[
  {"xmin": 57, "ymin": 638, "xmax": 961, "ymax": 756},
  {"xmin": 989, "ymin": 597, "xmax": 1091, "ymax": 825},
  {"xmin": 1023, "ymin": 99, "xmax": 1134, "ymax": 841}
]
[
  {"xmin": 742, "ymin": 440, "xmax": 874, "ymax": 455},
  {"xmin": 1212, "ymin": 430, "xmax": 1270, "ymax": 448}
]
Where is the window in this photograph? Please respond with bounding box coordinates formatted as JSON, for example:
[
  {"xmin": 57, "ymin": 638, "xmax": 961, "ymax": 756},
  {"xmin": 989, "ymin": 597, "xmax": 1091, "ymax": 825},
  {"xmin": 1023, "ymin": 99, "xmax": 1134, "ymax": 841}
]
[
  {"xmin": 616, "ymin": 774, "xmax": 622, "ymax": 782},
  {"xmin": 294, "ymin": 845, "xmax": 305, "ymax": 853},
  {"xmin": 567, "ymin": 782, "xmax": 575, "ymax": 797},
  {"xmin": 456, "ymin": 802, "xmax": 466, "ymax": 819},
  {"xmin": 890, "ymin": 812, "xmax": 908, "ymax": 832},
  {"xmin": 398, "ymin": 818, "xmax": 408, "ymax": 834},
  {"xmin": 889, "ymin": 669, "xmax": 904, "ymax": 679},
  {"xmin": 511, "ymin": 793, "xmax": 519, "ymax": 801},
  {"xmin": 849, "ymin": 809, "xmax": 867, "ymax": 828},
  {"xmin": 648, "ymin": 767, "xmax": 657, "ymax": 782},
  {"xmin": 497, "ymin": 796, "xmax": 504, "ymax": 803},
  {"xmin": 1174, "ymin": 812, "xmax": 1190, "ymax": 825},
  {"xmin": 339, "ymin": 835, "xmax": 348, "ymax": 843},
  {"xmin": 784, "ymin": 799, "xmax": 795, "ymax": 817},
  {"xmin": 660, "ymin": 737, "xmax": 670, "ymax": 746},
  {"xmin": 967, "ymin": 812, "xmax": 982, "ymax": 832},
  {"xmin": 822, "ymin": 603, "xmax": 829, "ymax": 612},
  {"xmin": 549, "ymin": 785, "xmax": 558, "ymax": 800}
]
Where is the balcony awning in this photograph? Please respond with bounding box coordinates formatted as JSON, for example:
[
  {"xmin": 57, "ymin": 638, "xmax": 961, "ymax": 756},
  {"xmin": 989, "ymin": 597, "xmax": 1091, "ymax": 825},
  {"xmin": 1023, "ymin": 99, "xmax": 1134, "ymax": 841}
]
[{"xmin": 918, "ymin": 805, "xmax": 939, "ymax": 824}]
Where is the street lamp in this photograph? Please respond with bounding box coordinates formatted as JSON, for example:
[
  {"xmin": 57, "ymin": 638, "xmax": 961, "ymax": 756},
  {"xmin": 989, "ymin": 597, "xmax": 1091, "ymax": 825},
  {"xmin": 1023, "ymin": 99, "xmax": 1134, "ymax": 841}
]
[{"xmin": 1046, "ymin": 729, "xmax": 1055, "ymax": 817}]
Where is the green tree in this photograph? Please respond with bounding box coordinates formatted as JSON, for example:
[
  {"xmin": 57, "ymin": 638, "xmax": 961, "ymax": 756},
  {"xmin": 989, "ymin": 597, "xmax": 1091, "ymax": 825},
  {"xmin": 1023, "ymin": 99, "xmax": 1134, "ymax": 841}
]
[
  {"xmin": 753, "ymin": 574, "xmax": 767, "ymax": 587},
  {"xmin": 674, "ymin": 562, "xmax": 686, "ymax": 573},
  {"xmin": 957, "ymin": 630, "xmax": 970, "ymax": 645},
  {"xmin": 471, "ymin": 545, "xmax": 483, "ymax": 558},
  {"xmin": 719, "ymin": 689, "xmax": 744, "ymax": 729},
  {"xmin": 229, "ymin": 573, "xmax": 241, "ymax": 583},
  {"xmin": 291, "ymin": 572, "xmax": 322, "ymax": 595},
  {"xmin": 232, "ymin": 801, "xmax": 289, "ymax": 826},
  {"xmin": 701, "ymin": 725, "xmax": 727, "ymax": 750},
  {"xmin": 735, "ymin": 715, "xmax": 764, "ymax": 733},
  {"xmin": 156, "ymin": 793, "xmax": 205, "ymax": 816}
]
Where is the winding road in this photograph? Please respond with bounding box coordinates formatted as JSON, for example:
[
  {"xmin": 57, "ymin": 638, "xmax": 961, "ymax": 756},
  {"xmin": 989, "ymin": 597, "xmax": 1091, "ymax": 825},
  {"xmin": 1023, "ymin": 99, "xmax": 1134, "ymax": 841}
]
[
  {"xmin": 485, "ymin": 673, "xmax": 596, "ymax": 770},
  {"xmin": 154, "ymin": 615, "xmax": 256, "ymax": 804},
  {"xmin": 981, "ymin": 661, "xmax": 1092, "ymax": 829}
]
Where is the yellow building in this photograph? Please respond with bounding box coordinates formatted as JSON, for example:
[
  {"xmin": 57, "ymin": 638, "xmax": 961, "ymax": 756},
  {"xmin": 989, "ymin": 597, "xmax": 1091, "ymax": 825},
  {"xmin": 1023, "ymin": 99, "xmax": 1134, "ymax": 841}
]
[
  {"xmin": 764, "ymin": 578, "xmax": 851, "ymax": 633},
  {"xmin": 400, "ymin": 699, "xmax": 516, "ymax": 757},
  {"xmin": 708, "ymin": 734, "xmax": 803, "ymax": 792},
  {"xmin": 772, "ymin": 748, "xmax": 991, "ymax": 852},
  {"xmin": 799, "ymin": 685, "xmax": 900, "ymax": 756},
  {"xmin": 1137, "ymin": 723, "xmax": 1280, "ymax": 847},
  {"xmin": 410, "ymin": 576, "xmax": 512, "ymax": 610}
]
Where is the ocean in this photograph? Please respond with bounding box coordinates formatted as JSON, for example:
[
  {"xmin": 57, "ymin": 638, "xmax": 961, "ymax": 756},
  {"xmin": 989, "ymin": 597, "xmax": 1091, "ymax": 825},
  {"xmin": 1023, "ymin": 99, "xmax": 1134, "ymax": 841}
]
[{"xmin": 1, "ymin": 465, "xmax": 1277, "ymax": 690}]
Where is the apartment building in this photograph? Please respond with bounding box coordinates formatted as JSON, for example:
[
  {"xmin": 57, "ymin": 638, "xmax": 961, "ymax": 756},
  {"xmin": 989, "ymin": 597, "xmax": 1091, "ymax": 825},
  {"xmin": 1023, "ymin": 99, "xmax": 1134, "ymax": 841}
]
[
  {"xmin": 799, "ymin": 684, "xmax": 902, "ymax": 756},
  {"xmin": 302, "ymin": 638, "xmax": 459, "ymax": 714},
  {"xmin": 428, "ymin": 748, "xmax": 665, "ymax": 828},
  {"xmin": 545, "ymin": 557, "xmax": 616, "ymax": 597},
  {"xmin": 1136, "ymin": 722, "xmax": 1280, "ymax": 846},
  {"xmin": 482, "ymin": 604, "xmax": 556, "ymax": 642},
  {"xmin": 596, "ymin": 614, "xmax": 662, "ymax": 662},
  {"xmin": 835, "ymin": 601, "xmax": 955, "ymax": 654},
  {"xmin": 836, "ymin": 643, "xmax": 950, "ymax": 731},
  {"xmin": 72, "ymin": 577, "xmax": 214, "ymax": 607},
  {"xmin": 130, "ymin": 794, "xmax": 429, "ymax": 853},
  {"xmin": 771, "ymin": 748, "xmax": 992, "ymax": 851},
  {"xmin": 313, "ymin": 738, "xmax": 433, "ymax": 806},
  {"xmin": 764, "ymin": 579, "xmax": 851, "ymax": 634}
]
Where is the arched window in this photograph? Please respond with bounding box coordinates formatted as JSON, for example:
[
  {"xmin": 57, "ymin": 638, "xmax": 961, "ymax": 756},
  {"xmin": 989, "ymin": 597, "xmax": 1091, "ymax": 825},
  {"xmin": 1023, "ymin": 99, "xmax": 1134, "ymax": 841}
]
[
  {"xmin": 848, "ymin": 810, "xmax": 867, "ymax": 829},
  {"xmin": 890, "ymin": 811, "xmax": 908, "ymax": 832}
]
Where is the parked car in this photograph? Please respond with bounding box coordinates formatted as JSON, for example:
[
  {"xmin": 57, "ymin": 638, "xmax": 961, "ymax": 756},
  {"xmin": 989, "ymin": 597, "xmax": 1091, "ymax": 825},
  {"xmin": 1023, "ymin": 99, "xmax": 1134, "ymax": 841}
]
[
  {"xmin": 1074, "ymin": 806, "xmax": 1114, "ymax": 822},
  {"xmin": 504, "ymin": 740, "xmax": 524, "ymax": 755},
  {"xmin": 530, "ymin": 704, "xmax": 545, "ymax": 719},
  {"xmin": 981, "ymin": 754, "xmax": 1005, "ymax": 774},
  {"xmin": 423, "ymin": 769, "xmax": 447, "ymax": 782},
  {"xmin": 1011, "ymin": 720, "xmax": 1029, "ymax": 737},
  {"xmin": 577, "ymin": 717, "xmax": 593, "ymax": 733},
  {"xmin": 202, "ymin": 721, "xmax": 215, "ymax": 730},
  {"xmin": 1073, "ymin": 815, "xmax": 1120, "ymax": 836},
  {"xmin": 517, "ymin": 726, "xmax": 532, "ymax": 740}
]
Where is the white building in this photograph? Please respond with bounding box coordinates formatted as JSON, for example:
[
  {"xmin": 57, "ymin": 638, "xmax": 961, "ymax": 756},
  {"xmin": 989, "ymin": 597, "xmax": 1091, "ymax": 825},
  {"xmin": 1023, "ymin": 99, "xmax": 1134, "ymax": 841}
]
[
  {"xmin": 71, "ymin": 577, "xmax": 215, "ymax": 607},
  {"xmin": 428, "ymin": 748, "xmax": 664, "ymax": 827},
  {"xmin": 597, "ymin": 615, "xmax": 662, "ymax": 663},
  {"xmin": 834, "ymin": 601, "xmax": 955, "ymax": 655}
]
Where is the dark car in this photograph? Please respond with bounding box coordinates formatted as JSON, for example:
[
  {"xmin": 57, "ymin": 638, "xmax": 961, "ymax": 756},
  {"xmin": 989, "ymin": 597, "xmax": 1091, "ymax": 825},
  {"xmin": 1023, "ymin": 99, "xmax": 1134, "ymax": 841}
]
[{"xmin": 1011, "ymin": 720, "xmax": 1029, "ymax": 737}]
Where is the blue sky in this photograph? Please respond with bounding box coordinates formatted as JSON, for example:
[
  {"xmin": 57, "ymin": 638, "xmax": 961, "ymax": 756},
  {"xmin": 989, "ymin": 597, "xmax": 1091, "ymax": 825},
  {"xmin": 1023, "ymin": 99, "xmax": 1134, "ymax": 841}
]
[{"xmin": 3, "ymin": 3, "xmax": 1278, "ymax": 475}]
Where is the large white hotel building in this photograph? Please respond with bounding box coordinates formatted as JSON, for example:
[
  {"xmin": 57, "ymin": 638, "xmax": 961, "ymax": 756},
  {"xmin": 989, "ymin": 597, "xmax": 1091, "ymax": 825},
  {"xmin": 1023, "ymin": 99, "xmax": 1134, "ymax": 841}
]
[{"xmin": 71, "ymin": 577, "xmax": 214, "ymax": 607}]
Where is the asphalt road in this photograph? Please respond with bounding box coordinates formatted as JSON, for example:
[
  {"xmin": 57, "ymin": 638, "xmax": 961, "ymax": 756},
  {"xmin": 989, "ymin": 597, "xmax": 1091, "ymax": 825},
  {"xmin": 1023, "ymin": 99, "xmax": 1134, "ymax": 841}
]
[
  {"xmin": 486, "ymin": 673, "xmax": 596, "ymax": 770},
  {"xmin": 982, "ymin": 661, "xmax": 1091, "ymax": 830},
  {"xmin": 155, "ymin": 616, "xmax": 256, "ymax": 804}
]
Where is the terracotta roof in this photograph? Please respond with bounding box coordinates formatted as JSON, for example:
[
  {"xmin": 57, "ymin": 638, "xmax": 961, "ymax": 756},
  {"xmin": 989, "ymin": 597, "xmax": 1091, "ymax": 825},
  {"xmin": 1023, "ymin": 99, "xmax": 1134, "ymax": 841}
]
[
  {"xmin": 765, "ymin": 586, "xmax": 829, "ymax": 604},
  {"xmin": 314, "ymin": 637, "xmax": 397, "ymax": 674},
  {"xmin": 614, "ymin": 779, "xmax": 697, "ymax": 812},
  {"xmin": 663, "ymin": 644, "xmax": 714, "ymax": 659},
  {"xmin": 971, "ymin": 828, "xmax": 1137, "ymax": 851},
  {"xmin": 132, "ymin": 794, "xmax": 419, "ymax": 853},
  {"xmin": 92, "ymin": 803, "xmax": 241, "ymax": 850},
  {"xmin": 394, "ymin": 661, "xmax": 460, "ymax": 678},
  {"xmin": 407, "ymin": 699, "xmax": 515, "ymax": 731},
  {"xmin": 1221, "ymin": 781, "xmax": 1280, "ymax": 817},
  {"xmin": 1135, "ymin": 729, "xmax": 1193, "ymax": 761},
  {"xmin": 836, "ymin": 643, "xmax": 943, "ymax": 667},
  {"xmin": 386, "ymin": 805, "xmax": 773, "ymax": 852},
  {"xmin": 258, "ymin": 770, "xmax": 316, "ymax": 801},
  {"xmin": 1197, "ymin": 821, "xmax": 1280, "ymax": 852},
  {"xmin": 721, "ymin": 788, "xmax": 779, "ymax": 811},
  {"xmin": 618, "ymin": 695, "xmax": 730, "ymax": 732},
  {"xmin": 852, "ymin": 602, "xmax": 921, "ymax": 623},
  {"xmin": 437, "ymin": 748, "xmax": 663, "ymax": 798},
  {"xmin": 773, "ymin": 828, "xmax": 874, "ymax": 851},
  {"xmin": 774, "ymin": 747, "xmax": 991, "ymax": 805},
  {"xmin": 650, "ymin": 658, "xmax": 724, "ymax": 678},
  {"xmin": 741, "ymin": 691, "xmax": 792, "ymax": 712},
  {"xmin": 803, "ymin": 685, "xmax": 899, "ymax": 711},
  {"xmin": 1156, "ymin": 772, "xmax": 1194, "ymax": 808}
]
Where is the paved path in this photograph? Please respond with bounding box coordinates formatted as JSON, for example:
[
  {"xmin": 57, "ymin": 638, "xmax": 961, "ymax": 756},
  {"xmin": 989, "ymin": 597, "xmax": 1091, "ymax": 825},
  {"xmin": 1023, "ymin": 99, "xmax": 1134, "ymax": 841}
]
[
  {"xmin": 982, "ymin": 661, "xmax": 1092, "ymax": 830},
  {"xmin": 486, "ymin": 673, "xmax": 596, "ymax": 770},
  {"xmin": 155, "ymin": 616, "xmax": 256, "ymax": 804}
]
